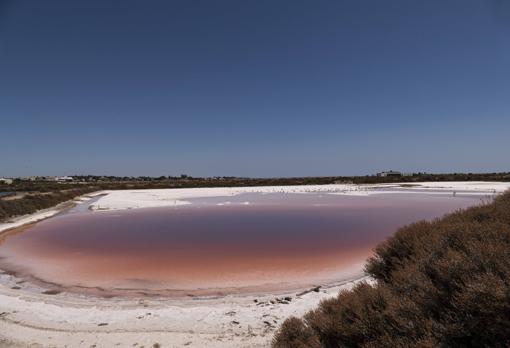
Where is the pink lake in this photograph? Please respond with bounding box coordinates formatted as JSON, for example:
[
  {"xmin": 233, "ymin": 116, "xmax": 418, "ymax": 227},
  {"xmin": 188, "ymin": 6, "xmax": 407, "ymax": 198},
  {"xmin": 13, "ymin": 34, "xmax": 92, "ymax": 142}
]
[{"xmin": 0, "ymin": 192, "xmax": 485, "ymax": 297}]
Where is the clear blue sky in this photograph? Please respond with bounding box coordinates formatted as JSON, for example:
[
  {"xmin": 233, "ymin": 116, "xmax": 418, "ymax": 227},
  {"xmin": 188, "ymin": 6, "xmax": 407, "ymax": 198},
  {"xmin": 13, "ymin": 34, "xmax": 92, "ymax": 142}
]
[{"xmin": 1, "ymin": 0, "xmax": 509, "ymax": 177}]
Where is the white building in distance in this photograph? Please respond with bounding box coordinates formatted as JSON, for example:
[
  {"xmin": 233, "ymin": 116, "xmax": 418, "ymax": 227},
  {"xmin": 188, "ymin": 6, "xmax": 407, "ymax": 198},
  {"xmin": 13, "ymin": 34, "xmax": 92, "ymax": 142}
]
[{"xmin": 376, "ymin": 170, "xmax": 412, "ymax": 177}]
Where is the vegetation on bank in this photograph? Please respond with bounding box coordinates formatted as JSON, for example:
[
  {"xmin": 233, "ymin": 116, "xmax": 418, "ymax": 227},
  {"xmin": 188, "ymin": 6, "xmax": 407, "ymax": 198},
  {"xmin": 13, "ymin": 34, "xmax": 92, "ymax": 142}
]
[
  {"xmin": 0, "ymin": 188, "xmax": 96, "ymax": 221},
  {"xmin": 273, "ymin": 191, "xmax": 510, "ymax": 348}
]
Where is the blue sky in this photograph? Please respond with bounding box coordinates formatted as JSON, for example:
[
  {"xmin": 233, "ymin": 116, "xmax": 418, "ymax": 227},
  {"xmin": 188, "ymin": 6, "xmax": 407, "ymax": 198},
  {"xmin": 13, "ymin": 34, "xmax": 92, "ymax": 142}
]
[{"xmin": 1, "ymin": 0, "xmax": 509, "ymax": 177}]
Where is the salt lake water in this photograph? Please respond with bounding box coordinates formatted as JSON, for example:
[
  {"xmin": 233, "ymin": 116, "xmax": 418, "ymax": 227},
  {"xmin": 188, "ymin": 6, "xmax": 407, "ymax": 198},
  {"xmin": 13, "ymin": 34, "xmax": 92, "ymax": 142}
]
[{"xmin": 0, "ymin": 191, "xmax": 486, "ymax": 297}]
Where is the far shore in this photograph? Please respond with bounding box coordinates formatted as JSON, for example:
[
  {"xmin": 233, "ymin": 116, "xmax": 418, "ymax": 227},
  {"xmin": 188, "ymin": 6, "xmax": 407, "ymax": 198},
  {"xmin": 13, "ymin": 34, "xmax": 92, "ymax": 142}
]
[{"xmin": 89, "ymin": 181, "xmax": 509, "ymax": 212}]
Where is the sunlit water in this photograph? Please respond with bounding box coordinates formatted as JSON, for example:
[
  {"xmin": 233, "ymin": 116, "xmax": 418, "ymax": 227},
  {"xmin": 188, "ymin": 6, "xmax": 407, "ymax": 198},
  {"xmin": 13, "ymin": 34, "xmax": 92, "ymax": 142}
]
[{"xmin": 0, "ymin": 192, "xmax": 486, "ymax": 297}]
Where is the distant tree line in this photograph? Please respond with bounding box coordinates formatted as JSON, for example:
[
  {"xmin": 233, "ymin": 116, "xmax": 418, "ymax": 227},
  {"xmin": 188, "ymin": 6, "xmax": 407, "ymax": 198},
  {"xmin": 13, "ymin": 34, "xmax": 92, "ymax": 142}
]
[
  {"xmin": 273, "ymin": 190, "xmax": 510, "ymax": 348},
  {"xmin": 2, "ymin": 172, "xmax": 510, "ymax": 193}
]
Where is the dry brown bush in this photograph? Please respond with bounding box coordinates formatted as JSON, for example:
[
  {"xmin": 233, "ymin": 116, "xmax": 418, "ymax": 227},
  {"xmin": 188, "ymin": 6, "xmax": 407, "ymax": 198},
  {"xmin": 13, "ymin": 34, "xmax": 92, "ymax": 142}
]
[{"xmin": 272, "ymin": 316, "xmax": 320, "ymax": 348}]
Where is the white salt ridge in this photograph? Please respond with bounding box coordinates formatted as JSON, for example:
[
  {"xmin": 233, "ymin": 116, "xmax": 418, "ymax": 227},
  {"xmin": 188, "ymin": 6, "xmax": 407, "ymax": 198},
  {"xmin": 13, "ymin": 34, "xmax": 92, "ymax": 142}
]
[{"xmin": 0, "ymin": 209, "xmax": 61, "ymax": 233}]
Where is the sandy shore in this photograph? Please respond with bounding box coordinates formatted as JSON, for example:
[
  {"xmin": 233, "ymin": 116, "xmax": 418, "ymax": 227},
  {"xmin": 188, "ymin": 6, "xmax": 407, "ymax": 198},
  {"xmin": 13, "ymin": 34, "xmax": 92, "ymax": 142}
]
[{"xmin": 1, "ymin": 182, "xmax": 509, "ymax": 348}]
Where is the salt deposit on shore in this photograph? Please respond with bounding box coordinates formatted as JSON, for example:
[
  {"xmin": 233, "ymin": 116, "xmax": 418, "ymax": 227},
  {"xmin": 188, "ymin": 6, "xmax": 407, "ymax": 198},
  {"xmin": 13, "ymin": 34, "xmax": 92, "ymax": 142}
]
[
  {"xmin": 89, "ymin": 181, "xmax": 510, "ymax": 212},
  {"xmin": 0, "ymin": 268, "xmax": 367, "ymax": 348}
]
